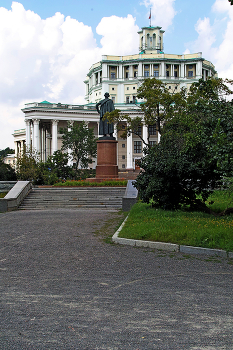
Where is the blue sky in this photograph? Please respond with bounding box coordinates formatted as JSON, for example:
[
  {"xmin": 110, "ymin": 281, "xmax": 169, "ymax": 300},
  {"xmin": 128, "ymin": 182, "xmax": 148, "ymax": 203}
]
[
  {"xmin": 1, "ymin": 0, "xmax": 222, "ymax": 53},
  {"xmin": 0, "ymin": 0, "xmax": 233, "ymax": 148}
]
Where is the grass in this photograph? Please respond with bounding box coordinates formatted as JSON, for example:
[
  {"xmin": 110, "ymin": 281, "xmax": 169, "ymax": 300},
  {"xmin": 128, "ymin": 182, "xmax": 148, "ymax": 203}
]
[
  {"xmin": 53, "ymin": 179, "xmax": 127, "ymax": 187},
  {"xmin": 119, "ymin": 190, "xmax": 233, "ymax": 252},
  {"xmin": 0, "ymin": 192, "xmax": 7, "ymax": 198}
]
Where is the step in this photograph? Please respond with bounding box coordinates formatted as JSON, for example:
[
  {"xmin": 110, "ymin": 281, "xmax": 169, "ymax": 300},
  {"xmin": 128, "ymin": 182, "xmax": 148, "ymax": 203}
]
[{"xmin": 19, "ymin": 187, "xmax": 126, "ymax": 210}]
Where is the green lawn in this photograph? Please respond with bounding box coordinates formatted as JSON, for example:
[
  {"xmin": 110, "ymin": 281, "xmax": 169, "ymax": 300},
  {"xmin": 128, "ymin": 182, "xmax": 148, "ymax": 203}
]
[{"xmin": 119, "ymin": 190, "xmax": 233, "ymax": 252}]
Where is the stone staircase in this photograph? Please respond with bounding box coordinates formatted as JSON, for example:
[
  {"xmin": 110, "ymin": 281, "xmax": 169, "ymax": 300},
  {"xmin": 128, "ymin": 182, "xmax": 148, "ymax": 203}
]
[{"xmin": 19, "ymin": 187, "xmax": 126, "ymax": 210}]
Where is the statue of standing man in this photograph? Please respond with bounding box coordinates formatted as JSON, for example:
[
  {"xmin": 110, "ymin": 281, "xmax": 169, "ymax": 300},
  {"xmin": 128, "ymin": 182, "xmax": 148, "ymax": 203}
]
[{"xmin": 96, "ymin": 92, "xmax": 115, "ymax": 139}]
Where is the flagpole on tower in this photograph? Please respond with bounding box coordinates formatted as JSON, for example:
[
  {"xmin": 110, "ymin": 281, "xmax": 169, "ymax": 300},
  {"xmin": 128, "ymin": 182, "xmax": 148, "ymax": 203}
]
[{"xmin": 149, "ymin": 8, "xmax": 151, "ymax": 27}]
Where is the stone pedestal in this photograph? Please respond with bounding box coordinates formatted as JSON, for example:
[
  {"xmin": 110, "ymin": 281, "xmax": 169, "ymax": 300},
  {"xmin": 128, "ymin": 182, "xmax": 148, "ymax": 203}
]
[{"xmin": 96, "ymin": 139, "xmax": 118, "ymax": 178}]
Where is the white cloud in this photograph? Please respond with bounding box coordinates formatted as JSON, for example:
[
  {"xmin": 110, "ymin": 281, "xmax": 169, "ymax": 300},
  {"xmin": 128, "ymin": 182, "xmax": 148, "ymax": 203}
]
[
  {"xmin": 185, "ymin": 0, "xmax": 233, "ymax": 81},
  {"xmin": 96, "ymin": 15, "xmax": 139, "ymax": 55},
  {"xmin": 212, "ymin": 0, "xmax": 231, "ymax": 13},
  {"xmin": 142, "ymin": 0, "xmax": 176, "ymax": 30},
  {"xmin": 193, "ymin": 17, "xmax": 216, "ymax": 54},
  {"xmin": 0, "ymin": 2, "xmax": 139, "ymax": 149}
]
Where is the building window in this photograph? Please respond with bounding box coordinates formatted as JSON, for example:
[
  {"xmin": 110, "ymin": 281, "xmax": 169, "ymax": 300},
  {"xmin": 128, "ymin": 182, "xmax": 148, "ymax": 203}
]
[
  {"xmin": 125, "ymin": 66, "xmax": 129, "ymax": 70},
  {"xmin": 166, "ymin": 71, "xmax": 169, "ymax": 77},
  {"xmin": 134, "ymin": 141, "xmax": 142, "ymax": 153},
  {"xmin": 122, "ymin": 164, "xmax": 125, "ymax": 168},
  {"xmin": 112, "ymin": 96, "xmax": 115, "ymax": 103},
  {"xmin": 174, "ymin": 71, "xmax": 178, "ymax": 78},
  {"xmin": 122, "ymin": 124, "xmax": 126, "ymax": 129},
  {"xmin": 166, "ymin": 64, "xmax": 170, "ymax": 69},
  {"xmin": 122, "ymin": 155, "xmax": 125, "ymax": 159},
  {"xmin": 148, "ymin": 124, "xmax": 157, "ymax": 135},
  {"xmin": 134, "ymin": 126, "xmax": 142, "ymax": 136},
  {"xmin": 189, "ymin": 65, "xmax": 193, "ymax": 69},
  {"xmin": 134, "ymin": 65, "xmax": 138, "ymax": 69},
  {"xmin": 112, "ymin": 87, "xmax": 115, "ymax": 90},
  {"xmin": 111, "ymin": 66, "xmax": 116, "ymax": 70},
  {"xmin": 174, "ymin": 65, "xmax": 178, "ymax": 70},
  {"xmin": 125, "ymin": 72, "xmax": 129, "ymax": 78},
  {"xmin": 154, "ymin": 70, "xmax": 159, "ymax": 77},
  {"xmin": 188, "ymin": 71, "xmax": 193, "ymax": 77},
  {"xmin": 133, "ymin": 86, "xmax": 136, "ymax": 90},
  {"xmin": 134, "ymin": 71, "xmax": 138, "ymax": 77},
  {"xmin": 144, "ymin": 71, "xmax": 149, "ymax": 77},
  {"xmin": 122, "ymin": 143, "xmax": 125, "ymax": 148},
  {"xmin": 126, "ymin": 87, "xmax": 129, "ymax": 90},
  {"xmin": 111, "ymin": 72, "xmax": 116, "ymax": 79},
  {"xmin": 149, "ymin": 141, "xmax": 157, "ymax": 147},
  {"xmin": 133, "ymin": 96, "xmax": 136, "ymax": 103},
  {"xmin": 126, "ymin": 96, "xmax": 130, "ymax": 103},
  {"xmin": 154, "ymin": 64, "xmax": 159, "ymax": 69},
  {"xmin": 144, "ymin": 65, "xmax": 149, "ymax": 69}
]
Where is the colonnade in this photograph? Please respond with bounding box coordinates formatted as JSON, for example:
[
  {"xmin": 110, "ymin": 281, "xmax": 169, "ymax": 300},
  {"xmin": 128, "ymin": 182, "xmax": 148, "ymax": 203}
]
[
  {"xmin": 25, "ymin": 119, "xmax": 60, "ymax": 160},
  {"xmin": 24, "ymin": 118, "xmax": 153, "ymax": 170}
]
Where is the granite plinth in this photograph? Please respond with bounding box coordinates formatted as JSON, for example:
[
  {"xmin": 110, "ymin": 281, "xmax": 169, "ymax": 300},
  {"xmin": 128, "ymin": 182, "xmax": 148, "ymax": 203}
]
[{"xmin": 95, "ymin": 139, "xmax": 118, "ymax": 179}]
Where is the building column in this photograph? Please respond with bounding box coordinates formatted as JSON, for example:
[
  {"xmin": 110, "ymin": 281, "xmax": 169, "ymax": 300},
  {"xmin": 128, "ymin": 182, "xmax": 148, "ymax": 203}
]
[
  {"xmin": 25, "ymin": 119, "xmax": 31, "ymax": 151},
  {"xmin": 33, "ymin": 119, "xmax": 40, "ymax": 154},
  {"xmin": 118, "ymin": 63, "xmax": 123, "ymax": 80},
  {"xmin": 52, "ymin": 120, "xmax": 58, "ymax": 155},
  {"xmin": 180, "ymin": 63, "xmax": 185, "ymax": 78},
  {"xmin": 143, "ymin": 124, "xmax": 148, "ymax": 155},
  {"xmin": 113, "ymin": 124, "xmax": 118, "ymax": 140},
  {"xmin": 171, "ymin": 64, "xmax": 174, "ymax": 79},
  {"xmin": 138, "ymin": 62, "xmax": 143, "ymax": 78},
  {"xmin": 67, "ymin": 120, "xmax": 74, "ymax": 166},
  {"xmin": 126, "ymin": 130, "xmax": 133, "ymax": 170},
  {"xmin": 203, "ymin": 69, "xmax": 206, "ymax": 81},
  {"xmin": 161, "ymin": 62, "xmax": 165, "ymax": 78},
  {"xmin": 158, "ymin": 131, "xmax": 161, "ymax": 143}
]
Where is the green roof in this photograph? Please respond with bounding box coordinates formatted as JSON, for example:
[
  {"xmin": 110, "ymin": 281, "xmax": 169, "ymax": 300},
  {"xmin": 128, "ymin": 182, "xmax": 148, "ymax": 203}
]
[{"xmin": 40, "ymin": 100, "xmax": 52, "ymax": 104}]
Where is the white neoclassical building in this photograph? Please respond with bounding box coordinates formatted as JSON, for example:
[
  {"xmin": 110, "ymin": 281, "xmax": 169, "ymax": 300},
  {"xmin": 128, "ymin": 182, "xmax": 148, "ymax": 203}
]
[{"xmin": 14, "ymin": 26, "xmax": 217, "ymax": 171}]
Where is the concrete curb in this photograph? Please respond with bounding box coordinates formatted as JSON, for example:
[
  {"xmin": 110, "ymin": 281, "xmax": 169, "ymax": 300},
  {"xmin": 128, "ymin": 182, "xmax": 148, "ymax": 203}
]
[
  {"xmin": 112, "ymin": 215, "xmax": 232, "ymax": 258},
  {"xmin": 0, "ymin": 181, "xmax": 32, "ymax": 212}
]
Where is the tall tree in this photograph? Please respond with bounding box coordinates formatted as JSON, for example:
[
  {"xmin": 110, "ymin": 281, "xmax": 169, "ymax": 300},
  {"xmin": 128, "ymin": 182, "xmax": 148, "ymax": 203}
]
[
  {"xmin": 0, "ymin": 159, "xmax": 17, "ymax": 180},
  {"xmin": 103, "ymin": 78, "xmax": 186, "ymax": 147},
  {"xmin": 134, "ymin": 78, "xmax": 233, "ymax": 215},
  {"xmin": 0, "ymin": 147, "xmax": 15, "ymax": 159},
  {"xmin": 60, "ymin": 121, "xmax": 97, "ymax": 171}
]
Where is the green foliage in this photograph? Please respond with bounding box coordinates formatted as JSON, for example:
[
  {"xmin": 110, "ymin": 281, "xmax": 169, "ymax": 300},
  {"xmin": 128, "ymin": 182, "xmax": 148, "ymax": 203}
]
[
  {"xmin": 16, "ymin": 149, "xmax": 73, "ymax": 185},
  {"xmin": 16, "ymin": 149, "xmax": 40, "ymax": 182},
  {"xmin": 104, "ymin": 78, "xmax": 186, "ymax": 147},
  {"xmin": 53, "ymin": 179, "xmax": 127, "ymax": 187},
  {"xmin": 0, "ymin": 159, "xmax": 17, "ymax": 180},
  {"xmin": 135, "ymin": 78, "xmax": 233, "ymax": 212},
  {"xmin": 42, "ymin": 150, "xmax": 72, "ymax": 184},
  {"xmin": 0, "ymin": 147, "xmax": 15, "ymax": 159},
  {"xmin": 60, "ymin": 121, "xmax": 97, "ymax": 170},
  {"xmin": 74, "ymin": 169, "xmax": 96, "ymax": 180}
]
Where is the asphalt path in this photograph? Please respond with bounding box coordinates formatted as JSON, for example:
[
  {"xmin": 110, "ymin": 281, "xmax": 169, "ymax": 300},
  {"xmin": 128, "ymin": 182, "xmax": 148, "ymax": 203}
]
[{"xmin": 0, "ymin": 209, "xmax": 233, "ymax": 350}]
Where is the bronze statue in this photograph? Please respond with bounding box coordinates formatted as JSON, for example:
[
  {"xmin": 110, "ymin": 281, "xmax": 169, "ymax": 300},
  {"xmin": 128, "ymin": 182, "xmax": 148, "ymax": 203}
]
[{"xmin": 96, "ymin": 92, "xmax": 115, "ymax": 138}]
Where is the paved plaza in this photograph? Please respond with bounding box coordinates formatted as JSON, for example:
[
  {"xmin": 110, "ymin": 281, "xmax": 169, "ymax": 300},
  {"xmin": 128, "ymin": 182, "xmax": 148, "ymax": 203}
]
[{"xmin": 0, "ymin": 209, "xmax": 233, "ymax": 350}]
